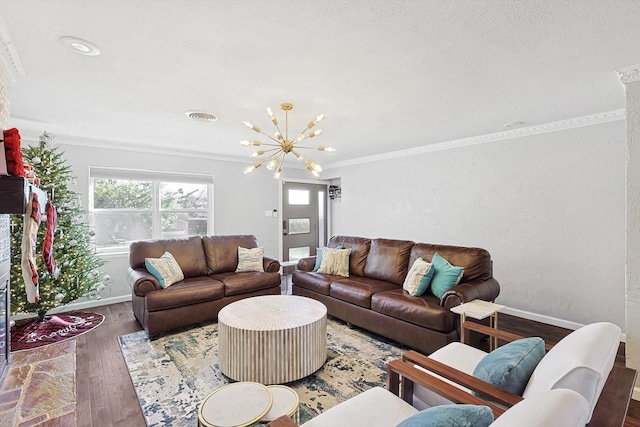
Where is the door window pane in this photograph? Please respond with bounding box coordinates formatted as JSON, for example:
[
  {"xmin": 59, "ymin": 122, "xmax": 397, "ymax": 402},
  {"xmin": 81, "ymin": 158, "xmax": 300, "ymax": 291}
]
[
  {"xmin": 288, "ymin": 218, "xmax": 310, "ymax": 235},
  {"xmin": 288, "ymin": 189, "xmax": 309, "ymax": 205},
  {"xmin": 289, "ymin": 246, "xmax": 310, "ymax": 261}
]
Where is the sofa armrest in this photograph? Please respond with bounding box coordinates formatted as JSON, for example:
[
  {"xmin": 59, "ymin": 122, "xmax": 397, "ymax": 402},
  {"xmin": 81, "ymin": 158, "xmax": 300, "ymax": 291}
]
[
  {"xmin": 127, "ymin": 267, "xmax": 161, "ymax": 297},
  {"xmin": 266, "ymin": 415, "xmax": 298, "ymax": 427},
  {"xmin": 399, "ymin": 350, "xmax": 522, "ymax": 408},
  {"xmin": 440, "ymin": 277, "xmax": 500, "ymax": 309},
  {"xmin": 387, "ymin": 359, "xmax": 506, "ymax": 418},
  {"xmin": 263, "ymin": 257, "xmax": 281, "ymax": 273},
  {"xmin": 296, "ymin": 256, "xmax": 316, "ymax": 272}
]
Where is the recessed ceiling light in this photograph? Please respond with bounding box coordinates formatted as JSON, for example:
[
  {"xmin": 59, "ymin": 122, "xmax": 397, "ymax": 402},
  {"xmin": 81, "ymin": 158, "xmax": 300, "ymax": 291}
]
[
  {"xmin": 185, "ymin": 111, "xmax": 218, "ymax": 122},
  {"xmin": 60, "ymin": 36, "xmax": 101, "ymax": 56},
  {"xmin": 504, "ymin": 121, "xmax": 526, "ymax": 128}
]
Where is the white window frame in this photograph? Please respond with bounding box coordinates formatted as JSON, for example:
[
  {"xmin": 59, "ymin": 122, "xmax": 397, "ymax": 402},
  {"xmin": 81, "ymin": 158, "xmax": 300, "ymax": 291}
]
[{"xmin": 89, "ymin": 166, "xmax": 214, "ymax": 254}]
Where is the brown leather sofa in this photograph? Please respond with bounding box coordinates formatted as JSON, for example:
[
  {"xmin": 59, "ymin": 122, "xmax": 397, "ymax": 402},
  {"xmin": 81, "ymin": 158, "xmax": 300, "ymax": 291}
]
[
  {"xmin": 127, "ymin": 234, "xmax": 281, "ymax": 337},
  {"xmin": 292, "ymin": 236, "xmax": 500, "ymax": 354}
]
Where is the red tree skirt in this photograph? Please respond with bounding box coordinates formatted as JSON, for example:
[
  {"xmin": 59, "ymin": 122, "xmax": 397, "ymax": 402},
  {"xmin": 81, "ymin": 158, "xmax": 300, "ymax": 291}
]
[{"xmin": 10, "ymin": 311, "xmax": 105, "ymax": 352}]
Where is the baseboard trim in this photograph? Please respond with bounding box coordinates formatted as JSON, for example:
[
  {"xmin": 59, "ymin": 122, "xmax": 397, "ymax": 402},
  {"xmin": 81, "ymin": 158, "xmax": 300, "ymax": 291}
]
[
  {"xmin": 10, "ymin": 294, "xmax": 132, "ymax": 321},
  {"xmin": 500, "ymin": 306, "xmax": 627, "ymax": 343}
]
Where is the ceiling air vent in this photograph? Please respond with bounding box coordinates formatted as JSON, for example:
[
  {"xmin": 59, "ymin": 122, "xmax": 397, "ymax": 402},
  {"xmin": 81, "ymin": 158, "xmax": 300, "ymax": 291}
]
[{"xmin": 185, "ymin": 111, "xmax": 217, "ymax": 122}]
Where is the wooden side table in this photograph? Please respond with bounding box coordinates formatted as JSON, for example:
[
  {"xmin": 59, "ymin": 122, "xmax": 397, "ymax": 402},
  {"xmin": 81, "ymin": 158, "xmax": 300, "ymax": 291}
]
[{"xmin": 450, "ymin": 300, "xmax": 505, "ymax": 350}]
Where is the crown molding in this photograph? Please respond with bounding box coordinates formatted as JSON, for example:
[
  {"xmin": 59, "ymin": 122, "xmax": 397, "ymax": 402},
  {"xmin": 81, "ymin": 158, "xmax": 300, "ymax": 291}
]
[
  {"xmin": 0, "ymin": 13, "xmax": 25, "ymax": 82},
  {"xmin": 618, "ymin": 64, "xmax": 640, "ymax": 84},
  {"xmin": 325, "ymin": 110, "xmax": 625, "ymax": 169}
]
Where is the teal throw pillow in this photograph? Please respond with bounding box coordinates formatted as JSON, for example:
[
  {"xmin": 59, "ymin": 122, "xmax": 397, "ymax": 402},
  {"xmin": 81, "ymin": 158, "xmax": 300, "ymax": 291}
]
[
  {"xmin": 396, "ymin": 404, "xmax": 494, "ymax": 427},
  {"xmin": 145, "ymin": 251, "xmax": 184, "ymax": 288},
  {"xmin": 472, "ymin": 337, "xmax": 546, "ymax": 396},
  {"xmin": 429, "ymin": 253, "xmax": 464, "ymax": 298}
]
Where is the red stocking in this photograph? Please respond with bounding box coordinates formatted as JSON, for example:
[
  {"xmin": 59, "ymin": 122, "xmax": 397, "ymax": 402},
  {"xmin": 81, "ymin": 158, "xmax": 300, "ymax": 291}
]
[{"xmin": 43, "ymin": 200, "xmax": 57, "ymax": 273}]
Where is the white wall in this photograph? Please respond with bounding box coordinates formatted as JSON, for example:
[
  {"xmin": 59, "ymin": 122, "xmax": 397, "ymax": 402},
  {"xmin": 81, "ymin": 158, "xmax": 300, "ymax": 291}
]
[
  {"xmin": 325, "ymin": 120, "xmax": 626, "ymax": 329},
  {"xmin": 32, "ymin": 141, "xmax": 285, "ymax": 304}
]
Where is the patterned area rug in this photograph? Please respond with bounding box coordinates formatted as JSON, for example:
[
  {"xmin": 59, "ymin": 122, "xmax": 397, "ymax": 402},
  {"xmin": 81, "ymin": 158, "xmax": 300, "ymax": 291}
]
[
  {"xmin": 11, "ymin": 311, "xmax": 105, "ymax": 352},
  {"xmin": 119, "ymin": 318, "xmax": 407, "ymax": 426}
]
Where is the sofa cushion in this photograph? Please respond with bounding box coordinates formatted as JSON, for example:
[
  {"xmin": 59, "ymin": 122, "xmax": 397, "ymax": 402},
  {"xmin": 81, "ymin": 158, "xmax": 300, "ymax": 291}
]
[
  {"xmin": 490, "ymin": 389, "xmax": 589, "ymax": 427},
  {"xmin": 202, "ymin": 235, "xmax": 258, "ymax": 274},
  {"xmin": 409, "ymin": 244, "xmax": 492, "ymax": 283},
  {"xmin": 522, "ymin": 322, "xmax": 621, "ymax": 422},
  {"xmin": 211, "ymin": 271, "xmax": 282, "ymax": 296},
  {"xmin": 396, "ymin": 404, "xmax": 494, "ymax": 427},
  {"xmin": 429, "ymin": 253, "xmax": 464, "ymax": 298},
  {"xmin": 402, "ymin": 258, "xmax": 434, "ymax": 296},
  {"xmin": 292, "ymin": 271, "xmax": 334, "ymax": 295},
  {"xmin": 317, "ymin": 247, "xmax": 352, "ymax": 276},
  {"xmin": 363, "ymin": 238, "xmax": 414, "ymax": 285},
  {"xmin": 371, "ymin": 288, "xmax": 454, "ymax": 332},
  {"xmin": 330, "ymin": 277, "xmax": 398, "ymax": 308},
  {"xmin": 236, "ymin": 246, "xmax": 264, "ymax": 272},
  {"xmin": 145, "ymin": 276, "xmax": 225, "ymax": 311},
  {"xmin": 129, "ymin": 236, "xmax": 207, "ymax": 278},
  {"xmin": 145, "ymin": 251, "xmax": 184, "ymax": 288},
  {"xmin": 473, "ymin": 337, "xmax": 546, "ymax": 395},
  {"xmin": 328, "ymin": 236, "xmax": 371, "ymax": 277}
]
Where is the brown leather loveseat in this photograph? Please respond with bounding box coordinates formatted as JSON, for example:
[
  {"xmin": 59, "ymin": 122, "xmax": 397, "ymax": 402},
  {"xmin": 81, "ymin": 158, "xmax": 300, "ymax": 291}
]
[
  {"xmin": 292, "ymin": 236, "xmax": 500, "ymax": 354},
  {"xmin": 127, "ymin": 234, "xmax": 281, "ymax": 337}
]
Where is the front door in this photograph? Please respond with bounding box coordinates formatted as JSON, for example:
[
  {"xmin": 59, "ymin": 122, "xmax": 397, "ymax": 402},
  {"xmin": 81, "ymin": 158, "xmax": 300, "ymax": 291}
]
[{"xmin": 282, "ymin": 181, "xmax": 328, "ymax": 262}]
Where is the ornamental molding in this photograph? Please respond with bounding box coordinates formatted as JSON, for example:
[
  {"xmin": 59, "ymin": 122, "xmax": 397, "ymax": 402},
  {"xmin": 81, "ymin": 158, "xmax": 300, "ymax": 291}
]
[
  {"xmin": 618, "ymin": 64, "xmax": 640, "ymax": 84},
  {"xmin": 0, "ymin": 13, "xmax": 25, "ymax": 82},
  {"xmin": 325, "ymin": 110, "xmax": 625, "ymax": 170}
]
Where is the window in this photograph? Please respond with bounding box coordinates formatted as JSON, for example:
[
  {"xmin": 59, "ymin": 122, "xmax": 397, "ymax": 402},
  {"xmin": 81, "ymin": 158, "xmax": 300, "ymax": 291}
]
[{"xmin": 89, "ymin": 167, "xmax": 213, "ymax": 253}]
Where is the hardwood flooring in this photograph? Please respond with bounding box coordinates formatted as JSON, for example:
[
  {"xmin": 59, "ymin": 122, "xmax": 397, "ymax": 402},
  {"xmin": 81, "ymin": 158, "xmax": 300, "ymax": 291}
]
[{"xmin": 72, "ymin": 302, "xmax": 639, "ymax": 426}]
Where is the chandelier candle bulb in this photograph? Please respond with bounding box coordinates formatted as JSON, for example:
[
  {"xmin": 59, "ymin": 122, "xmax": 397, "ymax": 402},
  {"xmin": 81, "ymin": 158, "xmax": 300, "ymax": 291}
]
[
  {"xmin": 251, "ymin": 150, "xmax": 265, "ymax": 157},
  {"xmin": 274, "ymin": 166, "xmax": 283, "ymax": 179}
]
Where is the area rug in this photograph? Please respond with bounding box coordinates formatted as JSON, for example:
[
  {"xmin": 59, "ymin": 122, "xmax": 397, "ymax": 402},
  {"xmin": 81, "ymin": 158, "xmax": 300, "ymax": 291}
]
[
  {"xmin": 11, "ymin": 311, "xmax": 105, "ymax": 352},
  {"xmin": 119, "ymin": 318, "xmax": 407, "ymax": 426}
]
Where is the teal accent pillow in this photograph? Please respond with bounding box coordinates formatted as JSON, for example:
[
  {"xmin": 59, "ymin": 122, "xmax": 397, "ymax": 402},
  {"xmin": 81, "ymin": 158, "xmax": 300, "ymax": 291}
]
[
  {"xmin": 396, "ymin": 404, "xmax": 494, "ymax": 427},
  {"xmin": 429, "ymin": 252, "xmax": 464, "ymax": 298},
  {"xmin": 473, "ymin": 337, "xmax": 546, "ymax": 396},
  {"xmin": 145, "ymin": 251, "xmax": 184, "ymax": 289},
  {"xmin": 313, "ymin": 245, "xmax": 343, "ymax": 272}
]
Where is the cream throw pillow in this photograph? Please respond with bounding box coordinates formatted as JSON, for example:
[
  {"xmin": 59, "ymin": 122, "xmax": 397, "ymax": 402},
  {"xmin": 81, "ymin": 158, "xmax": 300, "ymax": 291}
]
[
  {"xmin": 317, "ymin": 247, "xmax": 352, "ymax": 277},
  {"xmin": 145, "ymin": 251, "xmax": 184, "ymax": 288},
  {"xmin": 236, "ymin": 246, "xmax": 264, "ymax": 272},
  {"xmin": 402, "ymin": 257, "xmax": 434, "ymax": 296}
]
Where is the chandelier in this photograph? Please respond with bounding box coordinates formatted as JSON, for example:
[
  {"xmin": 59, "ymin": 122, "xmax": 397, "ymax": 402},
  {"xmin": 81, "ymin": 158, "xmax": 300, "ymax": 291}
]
[{"xmin": 241, "ymin": 103, "xmax": 335, "ymax": 178}]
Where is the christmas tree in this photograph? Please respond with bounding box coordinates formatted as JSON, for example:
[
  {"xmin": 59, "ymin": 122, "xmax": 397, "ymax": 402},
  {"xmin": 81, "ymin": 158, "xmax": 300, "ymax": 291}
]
[{"xmin": 10, "ymin": 132, "xmax": 108, "ymax": 319}]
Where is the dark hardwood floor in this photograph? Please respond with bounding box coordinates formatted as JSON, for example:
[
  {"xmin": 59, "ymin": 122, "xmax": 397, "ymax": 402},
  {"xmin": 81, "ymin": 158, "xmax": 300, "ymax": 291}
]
[{"xmin": 75, "ymin": 302, "xmax": 640, "ymax": 426}]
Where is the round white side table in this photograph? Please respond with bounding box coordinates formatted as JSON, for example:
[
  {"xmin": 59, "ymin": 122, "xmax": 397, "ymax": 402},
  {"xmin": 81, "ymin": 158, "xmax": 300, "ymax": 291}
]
[
  {"xmin": 198, "ymin": 382, "xmax": 272, "ymax": 427},
  {"xmin": 260, "ymin": 385, "xmax": 300, "ymax": 424}
]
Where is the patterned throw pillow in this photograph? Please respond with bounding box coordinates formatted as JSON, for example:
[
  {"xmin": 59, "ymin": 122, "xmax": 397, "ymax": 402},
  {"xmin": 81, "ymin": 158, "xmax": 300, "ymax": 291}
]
[
  {"xmin": 402, "ymin": 258, "xmax": 435, "ymax": 296},
  {"xmin": 236, "ymin": 246, "xmax": 264, "ymax": 272},
  {"xmin": 145, "ymin": 252, "xmax": 184, "ymax": 288},
  {"xmin": 317, "ymin": 247, "xmax": 352, "ymax": 277}
]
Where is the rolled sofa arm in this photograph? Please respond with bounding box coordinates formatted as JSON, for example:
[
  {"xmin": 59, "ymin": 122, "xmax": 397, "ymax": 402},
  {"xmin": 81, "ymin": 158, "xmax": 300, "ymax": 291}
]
[
  {"xmin": 127, "ymin": 267, "xmax": 161, "ymax": 297},
  {"xmin": 263, "ymin": 257, "xmax": 281, "ymax": 273},
  {"xmin": 440, "ymin": 277, "xmax": 500, "ymax": 310},
  {"xmin": 296, "ymin": 256, "xmax": 316, "ymax": 272}
]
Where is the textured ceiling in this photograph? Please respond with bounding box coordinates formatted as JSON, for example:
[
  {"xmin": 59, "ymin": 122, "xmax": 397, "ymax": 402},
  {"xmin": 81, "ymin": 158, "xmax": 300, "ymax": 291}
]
[{"xmin": 1, "ymin": 0, "xmax": 639, "ymax": 167}]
